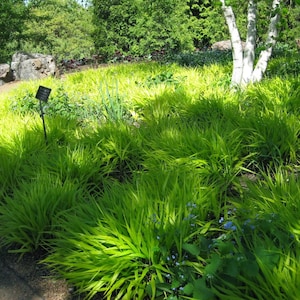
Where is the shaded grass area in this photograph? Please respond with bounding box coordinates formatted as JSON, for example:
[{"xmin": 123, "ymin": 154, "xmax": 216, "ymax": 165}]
[{"xmin": 0, "ymin": 58, "xmax": 300, "ymax": 299}]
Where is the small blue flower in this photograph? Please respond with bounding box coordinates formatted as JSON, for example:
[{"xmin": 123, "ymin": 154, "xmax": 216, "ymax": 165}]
[
  {"xmin": 224, "ymin": 221, "xmax": 237, "ymax": 231},
  {"xmin": 219, "ymin": 216, "xmax": 224, "ymax": 224},
  {"xmin": 187, "ymin": 202, "xmax": 197, "ymax": 209},
  {"xmin": 224, "ymin": 221, "xmax": 233, "ymax": 229}
]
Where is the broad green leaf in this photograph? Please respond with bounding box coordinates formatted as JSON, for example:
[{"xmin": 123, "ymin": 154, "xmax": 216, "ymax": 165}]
[
  {"xmin": 254, "ymin": 246, "xmax": 280, "ymax": 269},
  {"xmin": 171, "ymin": 280, "xmax": 181, "ymax": 289},
  {"xmin": 217, "ymin": 240, "xmax": 234, "ymax": 255},
  {"xmin": 183, "ymin": 243, "xmax": 200, "ymax": 256},
  {"xmin": 183, "ymin": 283, "xmax": 194, "ymax": 296},
  {"xmin": 193, "ymin": 278, "xmax": 215, "ymax": 300},
  {"xmin": 223, "ymin": 258, "xmax": 239, "ymax": 277},
  {"xmin": 241, "ymin": 260, "xmax": 259, "ymax": 277},
  {"xmin": 205, "ymin": 254, "xmax": 221, "ymax": 276}
]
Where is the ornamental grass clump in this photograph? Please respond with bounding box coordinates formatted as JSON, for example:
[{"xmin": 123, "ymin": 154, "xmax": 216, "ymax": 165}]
[
  {"xmin": 0, "ymin": 56, "xmax": 299, "ymax": 299},
  {"xmin": 0, "ymin": 172, "xmax": 86, "ymax": 253},
  {"xmin": 208, "ymin": 167, "xmax": 300, "ymax": 300},
  {"xmin": 239, "ymin": 79, "xmax": 300, "ymax": 170},
  {"xmin": 44, "ymin": 168, "xmax": 218, "ymax": 299}
]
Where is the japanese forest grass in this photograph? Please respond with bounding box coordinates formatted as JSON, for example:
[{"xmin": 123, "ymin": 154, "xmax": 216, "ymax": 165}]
[{"xmin": 0, "ymin": 61, "xmax": 299, "ymax": 299}]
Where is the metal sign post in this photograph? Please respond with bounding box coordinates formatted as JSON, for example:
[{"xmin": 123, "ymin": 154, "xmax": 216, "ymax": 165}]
[{"xmin": 35, "ymin": 86, "xmax": 51, "ymax": 145}]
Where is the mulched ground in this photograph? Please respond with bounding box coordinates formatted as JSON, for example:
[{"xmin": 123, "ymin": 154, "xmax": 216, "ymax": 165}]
[{"xmin": 0, "ymin": 248, "xmax": 73, "ymax": 300}]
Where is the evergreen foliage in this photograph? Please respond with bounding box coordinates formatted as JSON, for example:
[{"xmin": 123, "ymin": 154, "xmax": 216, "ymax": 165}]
[
  {"xmin": 0, "ymin": 0, "xmax": 27, "ymax": 62},
  {"xmin": 0, "ymin": 0, "xmax": 299, "ymax": 63},
  {"xmin": 92, "ymin": 0, "xmax": 195, "ymax": 59},
  {"xmin": 21, "ymin": 0, "xmax": 95, "ymax": 61}
]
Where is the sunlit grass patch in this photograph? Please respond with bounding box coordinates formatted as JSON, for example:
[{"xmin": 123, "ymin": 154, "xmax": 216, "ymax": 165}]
[{"xmin": 0, "ymin": 57, "xmax": 299, "ymax": 299}]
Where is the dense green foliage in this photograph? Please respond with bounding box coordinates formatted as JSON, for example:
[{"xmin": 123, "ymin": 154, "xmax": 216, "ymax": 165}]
[
  {"xmin": 91, "ymin": 0, "xmax": 300, "ymax": 59},
  {"xmin": 92, "ymin": 0, "xmax": 196, "ymax": 59},
  {"xmin": 0, "ymin": 0, "xmax": 27, "ymax": 62},
  {"xmin": 187, "ymin": 0, "xmax": 227, "ymax": 49},
  {"xmin": 22, "ymin": 0, "xmax": 95, "ymax": 61},
  {"xmin": 0, "ymin": 0, "xmax": 299, "ymax": 63},
  {"xmin": 0, "ymin": 52, "xmax": 300, "ymax": 299}
]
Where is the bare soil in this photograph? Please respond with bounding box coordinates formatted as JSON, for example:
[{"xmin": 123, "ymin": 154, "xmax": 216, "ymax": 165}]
[
  {"xmin": 0, "ymin": 249, "xmax": 75, "ymax": 300},
  {"xmin": 0, "ymin": 81, "xmax": 23, "ymax": 94}
]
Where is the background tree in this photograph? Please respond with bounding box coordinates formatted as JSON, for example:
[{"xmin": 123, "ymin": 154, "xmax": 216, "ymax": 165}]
[
  {"xmin": 131, "ymin": 0, "xmax": 194, "ymax": 56},
  {"xmin": 0, "ymin": 0, "xmax": 27, "ymax": 62},
  {"xmin": 2, "ymin": 0, "xmax": 299, "ymax": 65},
  {"xmin": 92, "ymin": 0, "xmax": 195, "ymax": 59},
  {"xmin": 92, "ymin": 0, "xmax": 139, "ymax": 59},
  {"xmin": 21, "ymin": 0, "xmax": 95, "ymax": 61},
  {"xmin": 187, "ymin": 0, "xmax": 229, "ymax": 49}
]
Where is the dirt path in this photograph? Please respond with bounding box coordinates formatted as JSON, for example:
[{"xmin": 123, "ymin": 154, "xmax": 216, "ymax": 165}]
[{"xmin": 0, "ymin": 81, "xmax": 23, "ymax": 94}]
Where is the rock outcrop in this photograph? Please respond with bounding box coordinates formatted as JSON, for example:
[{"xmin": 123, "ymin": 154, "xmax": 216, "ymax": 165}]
[
  {"xmin": 0, "ymin": 64, "xmax": 13, "ymax": 86},
  {"xmin": 11, "ymin": 52, "xmax": 58, "ymax": 81}
]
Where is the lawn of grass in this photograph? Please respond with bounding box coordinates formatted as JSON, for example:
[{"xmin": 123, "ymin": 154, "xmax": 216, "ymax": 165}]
[{"xmin": 0, "ymin": 53, "xmax": 299, "ymax": 299}]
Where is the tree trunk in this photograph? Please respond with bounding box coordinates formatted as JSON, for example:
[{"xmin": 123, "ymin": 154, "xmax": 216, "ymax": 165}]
[
  {"xmin": 251, "ymin": 0, "xmax": 281, "ymax": 83},
  {"xmin": 241, "ymin": 0, "xmax": 257, "ymax": 85},
  {"xmin": 220, "ymin": 0, "xmax": 282, "ymax": 87},
  {"xmin": 220, "ymin": 0, "xmax": 244, "ymax": 86}
]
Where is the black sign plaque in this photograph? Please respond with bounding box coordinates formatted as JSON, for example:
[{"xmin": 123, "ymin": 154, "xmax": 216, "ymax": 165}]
[{"xmin": 35, "ymin": 86, "xmax": 51, "ymax": 102}]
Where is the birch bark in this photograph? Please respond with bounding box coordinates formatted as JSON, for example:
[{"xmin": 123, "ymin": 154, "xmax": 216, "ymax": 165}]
[
  {"xmin": 242, "ymin": 0, "xmax": 257, "ymax": 85},
  {"xmin": 220, "ymin": 0, "xmax": 282, "ymax": 87},
  {"xmin": 220, "ymin": 0, "xmax": 243, "ymax": 86},
  {"xmin": 251, "ymin": 0, "xmax": 281, "ymax": 83}
]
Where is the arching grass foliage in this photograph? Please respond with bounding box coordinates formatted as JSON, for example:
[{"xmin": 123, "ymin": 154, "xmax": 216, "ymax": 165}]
[{"xmin": 0, "ymin": 58, "xmax": 299, "ymax": 299}]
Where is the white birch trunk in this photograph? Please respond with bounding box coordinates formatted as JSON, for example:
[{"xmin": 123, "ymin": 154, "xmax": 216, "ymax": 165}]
[
  {"xmin": 241, "ymin": 0, "xmax": 257, "ymax": 85},
  {"xmin": 220, "ymin": 0, "xmax": 244, "ymax": 86},
  {"xmin": 251, "ymin": 0, "xmax": 281, "ymax": 83}
]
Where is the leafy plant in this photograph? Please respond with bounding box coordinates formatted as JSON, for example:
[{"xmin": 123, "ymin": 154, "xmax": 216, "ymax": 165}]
[{"xmin": 142, "ymin": 71, "xmax": 186, "ymax": 89}]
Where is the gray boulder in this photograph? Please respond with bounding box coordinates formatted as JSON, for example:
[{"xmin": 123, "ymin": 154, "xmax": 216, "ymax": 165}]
[
  {"xmin": 0, "ymin": 63, "xmax": 13, "ymax": 86},
  {"xmin": 11, "ymin": 52, "xmax": 58, "ymax": 81},
  {"xmin": 211, "ymin": 40, "xmax": 246, "ymax": 51}
]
